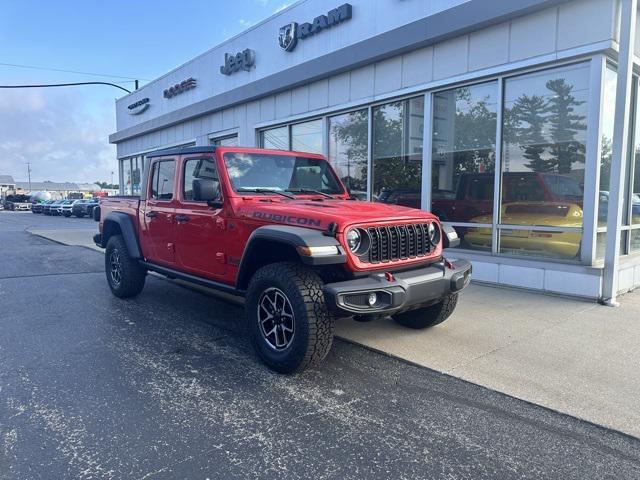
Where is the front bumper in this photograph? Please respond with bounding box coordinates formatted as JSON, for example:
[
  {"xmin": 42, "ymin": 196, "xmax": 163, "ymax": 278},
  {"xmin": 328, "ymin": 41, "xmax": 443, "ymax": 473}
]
[{"xmin": 324, "ymin": 260, "xmax": 472, "ymax": 315}]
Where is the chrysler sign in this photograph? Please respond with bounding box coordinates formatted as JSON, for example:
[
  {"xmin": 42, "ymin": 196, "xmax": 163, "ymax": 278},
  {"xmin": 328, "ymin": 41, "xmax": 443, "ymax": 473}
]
[
  {"xmin": 127, "ymin": 97, "xmax": 150, "ymax": 115},
  {"xmin": 278, "ymin": 3, "xmax": 352, "ymax": 52}
]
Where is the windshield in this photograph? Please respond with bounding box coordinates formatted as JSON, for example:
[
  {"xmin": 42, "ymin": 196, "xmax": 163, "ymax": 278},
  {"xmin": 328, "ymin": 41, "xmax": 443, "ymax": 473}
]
[
  {"xmin": 543, "ymin": 175, "xmax": 583, "ymax": 200},
  {"xmin": 223, "ymin": 153, "xmax": 345, "ymax": 195}
]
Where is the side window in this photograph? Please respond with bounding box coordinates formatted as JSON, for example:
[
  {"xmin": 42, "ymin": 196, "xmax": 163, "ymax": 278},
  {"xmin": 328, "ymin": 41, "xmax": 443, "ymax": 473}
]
[
  {"xmin": 183, "ymin": 158, "xmax": 218, "ymax": 201},
  {"xmin": 150, "ymin": 162, "xmax": 160, "ymax": 199},
  {"xmin": 150, "ymin": 160, "xmax": 176, "ymax": 200}
]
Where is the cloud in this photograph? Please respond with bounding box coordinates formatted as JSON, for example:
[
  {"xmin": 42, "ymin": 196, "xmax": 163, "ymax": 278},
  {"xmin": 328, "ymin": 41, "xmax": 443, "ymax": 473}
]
[
  {"xmin": 238, "ymin": 18, "xmax": 255, "ymax": 27},
  {"xmin": 0, "ymin": 89, "xmax": 116, "ymax": 183}
]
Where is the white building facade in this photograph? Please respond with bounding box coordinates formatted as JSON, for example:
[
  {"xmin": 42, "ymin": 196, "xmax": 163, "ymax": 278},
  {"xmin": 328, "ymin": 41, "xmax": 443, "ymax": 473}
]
[{"xmin": 110, "ymin": 0, "xmax": 640, "ymax": 302}]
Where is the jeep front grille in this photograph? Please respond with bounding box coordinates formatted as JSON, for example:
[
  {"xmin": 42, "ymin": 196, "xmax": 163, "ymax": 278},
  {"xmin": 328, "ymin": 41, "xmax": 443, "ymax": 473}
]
[{"xmin": 364, "ymin": 223, "xmax": 433, "ymax": 264}]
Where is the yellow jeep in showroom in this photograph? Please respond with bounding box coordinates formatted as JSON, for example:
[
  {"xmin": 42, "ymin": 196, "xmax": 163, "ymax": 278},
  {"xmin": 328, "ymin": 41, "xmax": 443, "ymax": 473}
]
[{"xmin": 464, "ymin": 202, "xmax": 583, "ymax": 259}]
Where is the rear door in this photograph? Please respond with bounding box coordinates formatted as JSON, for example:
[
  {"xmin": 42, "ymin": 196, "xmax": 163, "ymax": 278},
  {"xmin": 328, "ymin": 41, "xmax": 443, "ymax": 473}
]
[
  {"xmin": 141, "ymin": 159, "xmax": 177, "ymax": 266},
  {"xmin": 174, "ymin": 156, "xmax": 226, "ymax": 277}
]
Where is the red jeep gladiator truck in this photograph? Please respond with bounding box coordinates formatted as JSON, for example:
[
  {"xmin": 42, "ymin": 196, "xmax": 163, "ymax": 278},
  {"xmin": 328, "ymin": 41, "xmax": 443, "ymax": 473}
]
[{"xmin": 94, "ymin": 146, "xmax": 471, "ymax": 373}]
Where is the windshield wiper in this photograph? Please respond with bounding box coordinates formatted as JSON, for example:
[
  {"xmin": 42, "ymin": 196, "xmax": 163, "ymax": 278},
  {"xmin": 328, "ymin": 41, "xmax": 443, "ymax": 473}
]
[
  {"xmin": 286, "ymin": 188, "xmax": 335, "ymax": 199},
  {"xmin": 236, "ymin": 187, "xmax": 295, "ymax": 199}
]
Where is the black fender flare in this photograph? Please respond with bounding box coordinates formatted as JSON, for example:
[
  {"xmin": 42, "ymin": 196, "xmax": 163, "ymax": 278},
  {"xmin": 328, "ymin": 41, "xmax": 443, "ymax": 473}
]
[
  {"xmin": 236, "ymin": 225, "xmax": 346, "ymax": 290},
  {"xmin": 101, "ymin": 211, "xmax": 142, "ymax": 259}
]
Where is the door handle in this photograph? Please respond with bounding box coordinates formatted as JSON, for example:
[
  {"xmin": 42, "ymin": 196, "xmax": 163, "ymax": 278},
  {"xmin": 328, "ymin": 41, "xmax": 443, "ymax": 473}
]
[
  {"xmin": 175, "ymin": 214, "xmax": 190, "ymax": 223},
  {"xmin": 145, "ymin": 211, "xmax": 158, "ymax": 218}
]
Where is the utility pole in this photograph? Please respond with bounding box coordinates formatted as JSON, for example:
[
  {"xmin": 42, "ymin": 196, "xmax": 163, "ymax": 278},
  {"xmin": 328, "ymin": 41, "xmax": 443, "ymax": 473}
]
[
  {"xmin": 26, "ymin": 162, "xmax": 32, "ymax": 192},
  {"xmin": 111, "ymin": 171, "xmax": 114, "ymax": 187}
]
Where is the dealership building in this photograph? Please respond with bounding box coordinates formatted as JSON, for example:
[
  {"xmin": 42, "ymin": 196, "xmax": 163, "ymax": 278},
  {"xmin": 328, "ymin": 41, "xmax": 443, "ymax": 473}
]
[{"xmin": 110, "ymin": 0, "xmax": 640, "ymax": 303}]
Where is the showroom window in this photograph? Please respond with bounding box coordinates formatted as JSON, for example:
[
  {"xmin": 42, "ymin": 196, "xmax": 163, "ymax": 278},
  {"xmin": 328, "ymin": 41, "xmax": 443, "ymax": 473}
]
[
  {"xmin": 431, "ymin": 81, "xmax": 498, "ymax": 250},
  {"xmin": 260, "ymin": 119, "xmax": 323, "ymax": 154},
  {"xmin": 261, "ymin": 125, "xmax": 289, "ymax": 150},
  {"xmin": 499, "ymin": 62, "xmax": 590, "ymax": 260},
  {"xmin": 596, "ymin": 67, "xmax": 640, "ymax": 258},
  {"xmin": 328, "ymin": 109, "xmax": 369, "ymax": 196},
  {"xmin": 211, "ymin": 134, "xmax": 238, "ymax": 147},
  {"xmin": 430, "ymin": 62, "xmax": 592, "ymax": 260},
  {"xmin": 291, "ymin": 119, "xmax": 322, "ymax": 153},
  {"xmin": 629, "ymin": 79, "xmax": 640, "ymax": 253},
  {"xmin": 373, "ymin": 97, "xmax": 424, "ymax": 208}
]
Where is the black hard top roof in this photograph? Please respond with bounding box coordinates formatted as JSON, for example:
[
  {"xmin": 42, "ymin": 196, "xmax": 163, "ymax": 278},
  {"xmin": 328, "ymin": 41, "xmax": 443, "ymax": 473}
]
[{"xmin": 145, "ymin": 146, "xmax": 216, "ymax": 158}]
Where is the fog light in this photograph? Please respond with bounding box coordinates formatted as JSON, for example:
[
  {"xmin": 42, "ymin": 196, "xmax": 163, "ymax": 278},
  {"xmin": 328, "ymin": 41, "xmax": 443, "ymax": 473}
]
[{"xmin": 367, "ymin": 292, "xmax": 377, "ymax": 306}]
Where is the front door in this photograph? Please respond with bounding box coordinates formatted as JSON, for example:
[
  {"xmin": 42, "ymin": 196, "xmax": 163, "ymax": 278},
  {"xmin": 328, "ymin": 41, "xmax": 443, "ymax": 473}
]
[
  {"xmin": 174, "ymin": 157, "xmax": 226, "ymax": 278},
  {"xmin": 141, "ymin": 159, "xmax": 177, "ymax": 266}
]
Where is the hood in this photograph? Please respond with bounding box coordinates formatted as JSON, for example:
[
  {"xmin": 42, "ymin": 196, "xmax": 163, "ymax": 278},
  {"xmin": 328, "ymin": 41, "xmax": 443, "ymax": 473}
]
[
  {"xmin": 471, "ymin": 202, "xmax": 583, "ymax": 228},
  {"xmin": 237, "ymin": 198, "xmax": 435, "ymax": 231}
]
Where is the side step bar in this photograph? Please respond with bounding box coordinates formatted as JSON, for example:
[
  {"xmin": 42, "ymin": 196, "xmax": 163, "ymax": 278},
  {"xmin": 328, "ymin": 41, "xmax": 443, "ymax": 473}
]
[{"xmin": 139, "ymin": 261, "xmax": 245, "ymax": 297}]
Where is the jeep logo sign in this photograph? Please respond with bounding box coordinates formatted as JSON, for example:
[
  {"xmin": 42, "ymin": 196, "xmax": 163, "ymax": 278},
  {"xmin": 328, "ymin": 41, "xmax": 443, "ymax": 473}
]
[
  {"xmin": 278, "ymin": 3, "xmax": 352, "ymax": 52},
  {"xmin": 127, "ymin": 97, "xmax": 150, "ymax": 115},
  {"xmin": 220, "ymin": 49, "xmax": 256, "ymax": 75},
  {"xmin": 163, "ymin": 77, "xmax": 197, "ymax": 99}
]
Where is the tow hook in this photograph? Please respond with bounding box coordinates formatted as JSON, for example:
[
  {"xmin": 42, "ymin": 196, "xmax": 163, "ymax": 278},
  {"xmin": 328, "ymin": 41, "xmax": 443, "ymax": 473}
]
[{"xmin": 444, "ymin": 258, "xmax": 454, "ymax": 269}]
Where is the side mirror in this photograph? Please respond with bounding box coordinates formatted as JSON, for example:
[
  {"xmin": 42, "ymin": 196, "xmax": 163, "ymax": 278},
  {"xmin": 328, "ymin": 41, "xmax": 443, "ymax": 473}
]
[{"xmin": 193, "ymin": 178, "xmax": 222, "ymax": 208}]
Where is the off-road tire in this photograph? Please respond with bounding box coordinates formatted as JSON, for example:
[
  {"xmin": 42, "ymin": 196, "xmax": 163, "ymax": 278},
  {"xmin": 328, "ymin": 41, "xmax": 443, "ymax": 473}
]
[
  {"xmin": 393, "ymin": 293, "xmax": 458, "ymax": 329},
  {"xmin": 246, "ymin": 262, "xmax": 335, "ymax": 373},
  {"xmin": 105, "ymin": 234, "xmax": 146, "ymax": 298}
]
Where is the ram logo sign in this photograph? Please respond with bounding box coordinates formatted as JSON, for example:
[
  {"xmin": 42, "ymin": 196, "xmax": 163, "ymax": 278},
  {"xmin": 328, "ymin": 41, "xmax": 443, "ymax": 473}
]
[{"xmin": 278, "ymin": 3, "xmax": 352, "ymax": 52}]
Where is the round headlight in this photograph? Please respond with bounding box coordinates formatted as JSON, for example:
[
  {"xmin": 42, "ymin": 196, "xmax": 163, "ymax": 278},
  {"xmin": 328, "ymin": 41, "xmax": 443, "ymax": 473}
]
[
  {"xmin": 427, "ymin": 222, "xmax": 441, "ymax": 246},
  {"xmin": 346, "ymin": 229, "xmax": 361, "ymax": 252}
]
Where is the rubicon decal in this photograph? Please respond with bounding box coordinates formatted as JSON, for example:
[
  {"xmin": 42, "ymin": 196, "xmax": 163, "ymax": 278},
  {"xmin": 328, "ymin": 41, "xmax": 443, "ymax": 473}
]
[
  {"xmin": 278, "ymin": 3, "xmax": 352, "ymax": 52},
  {"xmin": 252, "ymin": 211, "xmax": 321, "ymax": 227}
]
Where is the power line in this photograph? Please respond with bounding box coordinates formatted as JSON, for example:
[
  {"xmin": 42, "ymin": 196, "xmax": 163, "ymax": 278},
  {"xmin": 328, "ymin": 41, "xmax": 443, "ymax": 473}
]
[
  {"xmin": 0, "ymin": 81, "xmax": 131, "ymax": 93},
  {"xmin": 0, "ymin": 61, "xmax": 149, "ymax": 81}
]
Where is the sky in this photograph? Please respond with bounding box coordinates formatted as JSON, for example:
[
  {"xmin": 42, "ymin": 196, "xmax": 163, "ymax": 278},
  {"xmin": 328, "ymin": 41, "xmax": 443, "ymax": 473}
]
[{"xmin": 0, "ymin": 0, "xmax": 293, "ymax": 184}]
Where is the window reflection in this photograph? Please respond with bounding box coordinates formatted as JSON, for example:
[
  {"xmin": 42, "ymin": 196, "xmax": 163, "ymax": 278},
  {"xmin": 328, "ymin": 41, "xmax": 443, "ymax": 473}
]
[
  {"xmin": 292, "ymin": 119, "xmax": 323, "ymax": 154},
  {"xmin": 373, "ymin": 97, "xmax": 424, "ymax": 208},
  {"xmin": 431, "ymin": 82, "xmax": 498, "ymax": 223},
  {"xmin": 261, "ymin": 126, "xmax": 289, "ymax": 150},
  {"xmin": 122, "ymin": 158, "xmax": 132, "ymax": 195},
  {"xmin": 328, "ymin": 109, "xmax": 368, "ymax": 198},
  {"xmin": 497, "ymin": 63, "xmax": 590, "ymax": 259},
  {"xmin": 212, "ymin": 135, "xmax": 238, "ymax": 146}
]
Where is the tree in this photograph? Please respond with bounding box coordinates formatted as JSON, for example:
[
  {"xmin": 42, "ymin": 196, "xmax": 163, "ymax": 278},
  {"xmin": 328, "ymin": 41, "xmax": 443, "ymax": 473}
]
[
  {"xmin": 511, "ymin": 94, "xmax": 552, "ymax": 172},
  {"xmin": 451, "ymin": 89, "xmax": 497, "ymax": 177},
  {"xmin": 329, "ymin": 110, "xmax": 368, "ymax": 192},
  {"xmin": 545, "ymin": 78, "xmax": 586, "ymax": 174}
]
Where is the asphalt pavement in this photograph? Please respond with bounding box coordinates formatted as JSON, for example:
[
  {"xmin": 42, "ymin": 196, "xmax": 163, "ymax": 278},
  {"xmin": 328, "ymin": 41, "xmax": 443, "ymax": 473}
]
[{"xmin": 1, "ymin": 211, "xmax": 639, "ymax": 480}]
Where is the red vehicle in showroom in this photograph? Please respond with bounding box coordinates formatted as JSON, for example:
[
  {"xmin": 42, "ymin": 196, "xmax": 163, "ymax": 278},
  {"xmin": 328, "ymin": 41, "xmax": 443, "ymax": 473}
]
[{"xmin": 94, "ymin": 146, "xmax": 470, "ymax": 373}]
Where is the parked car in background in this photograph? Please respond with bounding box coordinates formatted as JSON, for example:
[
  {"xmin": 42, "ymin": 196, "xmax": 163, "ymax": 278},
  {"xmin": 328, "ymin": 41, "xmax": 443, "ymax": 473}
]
[
  {"xmin": 31, "ymin": 202, "xmax": 44, "ymax": 214},
  {"xmin": 72, "ymin": 199, "xmax": 97, "ymax": 217},
  {"xmin": 42, "ymin": 200, "xmax": 57, "ymax": 215},
  {"xmin": 3, "ymin": 194, "xmax": 32, "ymax": 211},
  {"xmin": 84, "ymin": 198, "xmax": 100, "ymax": 218},
  {"xmin": 60, "ymin": 199, "xmax": 77, "ymax": 217},
  {"xmin": 48, "ymin": 199, "xmax": 65, "ymax": 216}
]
